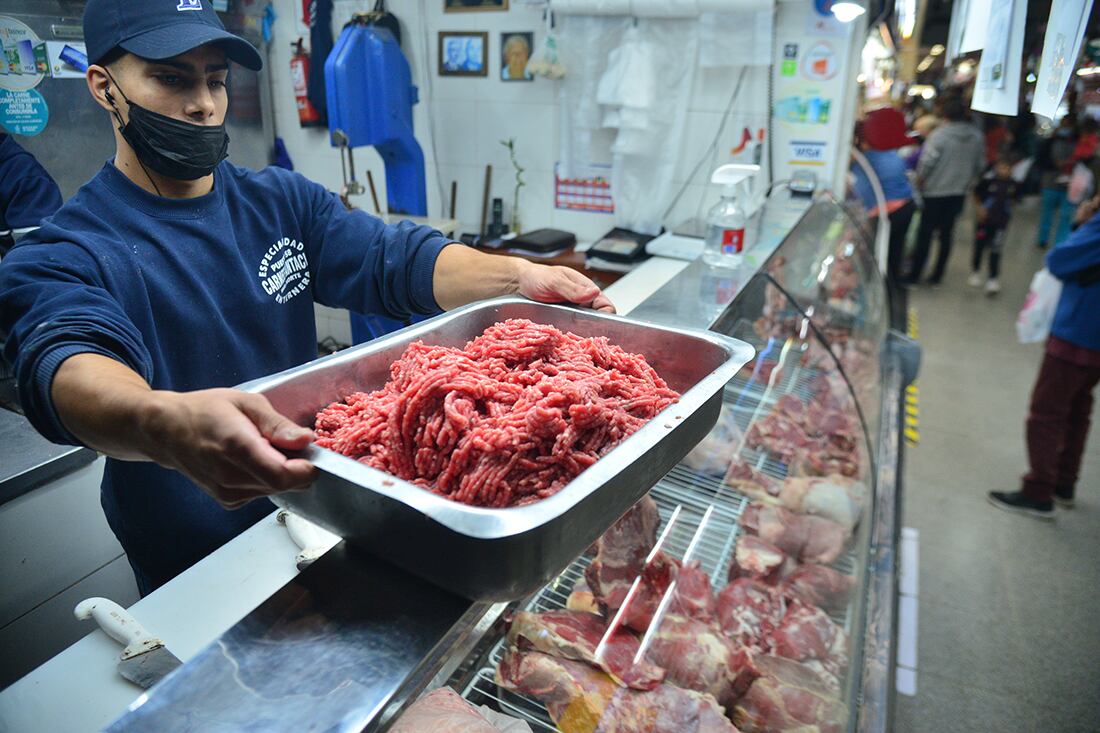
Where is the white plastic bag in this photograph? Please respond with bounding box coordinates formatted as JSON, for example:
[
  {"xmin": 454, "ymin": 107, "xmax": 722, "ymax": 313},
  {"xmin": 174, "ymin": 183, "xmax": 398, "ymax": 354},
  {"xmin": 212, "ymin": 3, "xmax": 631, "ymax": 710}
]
[
  {"xmin": 1016, "ymin": 268, "xmax": 1063, "ymax": 344},
  {"xmin": 1068, "ymin": 162, "xmax": 1095, "ymax": 205}
]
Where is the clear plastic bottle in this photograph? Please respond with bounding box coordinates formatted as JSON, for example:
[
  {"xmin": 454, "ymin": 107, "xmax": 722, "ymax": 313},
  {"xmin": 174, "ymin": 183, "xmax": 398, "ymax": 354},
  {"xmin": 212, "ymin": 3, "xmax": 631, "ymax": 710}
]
[{"xmin": 702, "ymin": 164, "xmax": 759, "ymax": 268}]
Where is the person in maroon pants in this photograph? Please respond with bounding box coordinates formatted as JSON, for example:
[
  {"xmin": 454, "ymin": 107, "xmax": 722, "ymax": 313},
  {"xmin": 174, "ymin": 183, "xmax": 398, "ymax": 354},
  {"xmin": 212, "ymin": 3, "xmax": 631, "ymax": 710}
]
[{"xmin": 989, "ymin": 195, "xmax": 1100, "ymax": 519}]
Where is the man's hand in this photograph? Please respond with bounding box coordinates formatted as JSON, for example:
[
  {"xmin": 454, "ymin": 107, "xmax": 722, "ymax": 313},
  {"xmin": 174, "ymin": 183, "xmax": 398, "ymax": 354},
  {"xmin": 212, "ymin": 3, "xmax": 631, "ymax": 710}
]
[
  {"xmin": 976, "ymin": 205, "xmax": 988, "ymax": 223},
  {"xmin": 1074, "ymin": 194, "xmax": 1100, "ymax": 226},
  {"xmin": 53, "ymin": 354, "xmax": 317, "ymax": 509},
  {"xmin": 516, "ymin": 260, "xmax": 615, "ymax": 313},
  {"xmin": 141, "ymin": 389, "xmax": 317, "ymax": 509},
  {"xmin": 433, "ymin": 244, "xmax": 616, "ymax": 313}
]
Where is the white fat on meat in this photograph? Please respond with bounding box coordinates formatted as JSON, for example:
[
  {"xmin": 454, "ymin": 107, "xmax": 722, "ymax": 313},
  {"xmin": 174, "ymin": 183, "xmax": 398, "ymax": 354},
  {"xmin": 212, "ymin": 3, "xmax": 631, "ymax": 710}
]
[{"xmin": 777, "ymin": 475, "xmax": 866, "ymax": 532}]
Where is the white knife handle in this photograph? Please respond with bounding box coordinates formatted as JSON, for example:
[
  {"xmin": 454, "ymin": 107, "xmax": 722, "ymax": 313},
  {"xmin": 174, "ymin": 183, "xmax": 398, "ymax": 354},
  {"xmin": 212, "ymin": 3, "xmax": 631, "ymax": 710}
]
[{"xmin": 74, "ymin": 597, "xmax": 162, "ymax": 661}]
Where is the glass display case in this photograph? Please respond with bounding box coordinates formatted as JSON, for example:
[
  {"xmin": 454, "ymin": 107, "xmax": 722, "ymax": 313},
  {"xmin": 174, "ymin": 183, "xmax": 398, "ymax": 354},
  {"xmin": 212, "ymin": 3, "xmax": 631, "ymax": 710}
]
[{"xmin": 444, "ymin": 196, "xmax": 898, "ymax": 733}]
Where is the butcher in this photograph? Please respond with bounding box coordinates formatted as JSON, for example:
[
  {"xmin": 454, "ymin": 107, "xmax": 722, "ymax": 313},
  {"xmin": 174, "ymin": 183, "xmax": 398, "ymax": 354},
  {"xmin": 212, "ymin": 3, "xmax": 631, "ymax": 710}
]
[{"xmin": 0, "ymin": 0, "xmax": 612, "ymax": 594}]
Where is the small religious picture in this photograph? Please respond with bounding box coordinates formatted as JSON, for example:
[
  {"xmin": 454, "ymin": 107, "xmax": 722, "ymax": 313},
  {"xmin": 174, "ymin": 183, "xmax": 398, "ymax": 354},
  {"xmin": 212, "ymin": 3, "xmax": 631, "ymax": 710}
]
[
  {"xmin": 444, "ymin": 0, "xmax": 508, "ymax": 12},
  {"xmin": 439, "ymin": 31, "xmax": 488, "ymax": 77}
]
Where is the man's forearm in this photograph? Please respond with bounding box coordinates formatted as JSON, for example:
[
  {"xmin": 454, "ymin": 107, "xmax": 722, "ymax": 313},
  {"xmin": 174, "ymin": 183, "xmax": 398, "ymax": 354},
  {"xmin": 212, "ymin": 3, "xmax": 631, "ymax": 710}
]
[
  {"xmin": 432, "ymin": 243, "xmax": 525, "ymax": 310},
  {"xmin": 51, "ymin": 353, "xmax": 163, "ymax": 460}
]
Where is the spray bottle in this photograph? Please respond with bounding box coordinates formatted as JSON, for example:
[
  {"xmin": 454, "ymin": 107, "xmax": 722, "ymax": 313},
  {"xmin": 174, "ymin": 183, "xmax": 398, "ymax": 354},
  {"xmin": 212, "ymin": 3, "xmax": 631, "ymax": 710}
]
[{"xmin": 702, "ymin": 163, "xmax": 760, "ymax": 268}]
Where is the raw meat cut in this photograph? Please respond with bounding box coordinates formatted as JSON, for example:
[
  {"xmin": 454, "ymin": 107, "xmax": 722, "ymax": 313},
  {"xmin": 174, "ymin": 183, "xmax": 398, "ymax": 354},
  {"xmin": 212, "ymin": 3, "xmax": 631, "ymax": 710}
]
[
  {"xmin": 567, "ymin": 579, "xmax": 600, "ymax": 614},
  {"xmin": 728, "ymin": 535, "xmax": 790, "ymax": 584},
  {"xmin": 506, "ymin": 610, "xmax": 665, "ymax": 691},
  {"xmin": 743, "ymin": 392, "xmax": 863, "ymax": 480},
  {"xmin": 778, "ymin": 564, "xmax": 854, "ymax": 612},
  {"xmin": 771, "ymin": 601, "xmax": 849, "ymax": 677},
  {"xmin": 622, "ymin": 556, "xmax": 715, "ymax": 634},
  {"xmin": 586, "ymin": 495, "xmax": 660, "ymax": 613},
  {"xmin": 314, "ymin": 319, "xmax": 679, "ymax": 507},
  {"xmin": 682, "ymin": 404, "xmax": 744, "ymax": 477},
  {"xmin": 390, "ymin": 687, "xmax": 520, "ymax": 732},
  {"xmin": 641, "ymin": 614, "xmax": 758, "ymax": 711},
  {"xmin": 716, "ymin": 579, "xmax": 786, "ymax": 652},
  {"xmin": 723, "ymin": 461, "xmax": 781, "ymax": 503},
  {"xmin": 732, "ymin": 654, "xmax": 847, "ymax": 733},
  {"xmin": 740, "ymin": 504, "xmax": 849, "ymax": 565},
  {"xmin": 777, "ymin": 476, "xmax": 866, "ymax": 532},
  {"xmin": 495, "ymin": 648, "xmax": 740, "ymax": 733}
]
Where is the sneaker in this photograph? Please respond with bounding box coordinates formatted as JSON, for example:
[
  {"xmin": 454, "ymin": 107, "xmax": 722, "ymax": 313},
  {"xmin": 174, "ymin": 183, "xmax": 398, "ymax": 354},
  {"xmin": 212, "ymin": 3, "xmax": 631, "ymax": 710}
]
[
  {"xmin": 968, "ymin": 272, "xmax": 984, "ymax": 287},
  {"xmin": 985, "ymin": 278, "xmax": 1001, "ymax": 295},
  {"xmin": 1054, "ymin": 488, "xmax": 1075, "ymax": 509},
  {"xmin": 987, "ymin": 491, "xmax": 1054, "ymax": 520}
]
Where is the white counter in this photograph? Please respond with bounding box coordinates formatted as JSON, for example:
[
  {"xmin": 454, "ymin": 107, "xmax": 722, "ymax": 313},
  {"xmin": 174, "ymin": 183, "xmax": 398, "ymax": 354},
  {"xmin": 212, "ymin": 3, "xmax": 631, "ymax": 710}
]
[{"xmin": 0, "ymin": 257, "xmax": 682, "ymax": 733}]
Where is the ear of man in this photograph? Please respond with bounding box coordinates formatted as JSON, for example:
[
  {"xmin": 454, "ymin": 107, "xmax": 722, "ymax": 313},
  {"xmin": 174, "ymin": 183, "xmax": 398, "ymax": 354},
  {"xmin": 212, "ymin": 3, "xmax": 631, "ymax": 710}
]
[{"xmin": 87, "ymin": 49, "xmax": 129, "ymax": 115}]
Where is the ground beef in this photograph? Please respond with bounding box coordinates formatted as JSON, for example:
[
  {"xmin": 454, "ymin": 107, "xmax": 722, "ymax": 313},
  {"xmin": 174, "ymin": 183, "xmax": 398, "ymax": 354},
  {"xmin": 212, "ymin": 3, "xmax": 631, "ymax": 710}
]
[{"xmin": 314, "ymin": 319, "xmax": 680, "ymax": 507}]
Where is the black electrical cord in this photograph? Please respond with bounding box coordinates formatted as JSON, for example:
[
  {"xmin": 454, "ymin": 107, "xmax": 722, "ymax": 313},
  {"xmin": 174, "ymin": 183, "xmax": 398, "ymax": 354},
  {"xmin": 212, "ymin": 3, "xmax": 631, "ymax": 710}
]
[{"xmin": 661, "ymin": 65, "xmax": 750, "ymax": 223}]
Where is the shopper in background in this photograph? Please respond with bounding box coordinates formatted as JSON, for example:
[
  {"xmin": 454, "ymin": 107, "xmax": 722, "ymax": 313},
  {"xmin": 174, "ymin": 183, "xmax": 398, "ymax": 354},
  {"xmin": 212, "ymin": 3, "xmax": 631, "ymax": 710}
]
[
  {"xmin": 1035, "ymin": 113, "xmax": 1079, "ymax": 250},
  {"xmin": 983, "ymin": 116, "xmax": 1011, "ymax": 167},
  {"xmin": 906, "ymin": 96, "xmax": 985, "ymax": 286},
  {"xmin": 969, "ymin": 157, "xmax": 1018, "ymax": 295},
  {"xmin": 850, "ymin": 107, "xmax": 915, "ymax": 284},
  {"xmin": 1071, "ymin": 115, "xmax": 1099, "ymax": 164},
  {"xmin": 989, "ymin": 195, "xmax": 1100, "ymax": 519}
]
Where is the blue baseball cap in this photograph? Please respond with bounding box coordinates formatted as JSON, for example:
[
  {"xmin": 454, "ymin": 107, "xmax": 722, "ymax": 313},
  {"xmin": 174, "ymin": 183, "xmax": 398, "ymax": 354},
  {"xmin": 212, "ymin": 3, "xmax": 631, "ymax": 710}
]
[{"xmin": 83, "ymin": 0, "xmax": 263, "ymax": 71}]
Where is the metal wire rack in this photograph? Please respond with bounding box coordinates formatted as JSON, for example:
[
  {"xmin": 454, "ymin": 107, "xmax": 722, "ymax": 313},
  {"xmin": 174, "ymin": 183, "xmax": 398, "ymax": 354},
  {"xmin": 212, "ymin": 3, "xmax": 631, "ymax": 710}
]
[{"xmin": 456, "ymin": 359, "xmax": 863, "ymax": 731}]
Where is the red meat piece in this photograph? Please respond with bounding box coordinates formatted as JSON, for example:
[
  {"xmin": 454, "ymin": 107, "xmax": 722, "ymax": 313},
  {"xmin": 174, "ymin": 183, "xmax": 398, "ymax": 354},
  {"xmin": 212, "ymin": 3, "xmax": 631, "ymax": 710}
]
[
  {"xmin": 622, "ymin": 556, "xmax": 715, "ymax": 634},
  {"xmin": 771, "ymin": 600, "xmax": 849, "ymax": 678},
  {"xmin": 732, "ymin": 654, "xmax": 848, "ymax": 733},
  {"xmin": 390, "ymin": 687, "xmax": 501, "ymax": 733},
  {"xmin": 641, "ymin": 614, "xmax": 758, "ymax": 712},
  {"xmin": 314, "ymin": 319, "xmax": 679, "ymax": 507},
  {"xmin": 495, "ymin": 648, "xmax": 740, "ymax": 733},
  {"xmin": 715, "ymin": 578, "xmax": 786, "ymax": 652},
  {"xmin": 740, "ymin": 504, "xmax": 849, "ymax": 565},
  {"xmin": 728, "ymin": 535, "xmax": 790, "ymax": 584},
  {"xmin": 506, "ymin": 610, "xmax": 665, "ymax": 691},
  {"xmin": 586, "ymin": 495, "xmax": 660, "ymax": 613},
  {"xmin": 778, "ymin": 564, "xmax": 855, "ymax": 612}
]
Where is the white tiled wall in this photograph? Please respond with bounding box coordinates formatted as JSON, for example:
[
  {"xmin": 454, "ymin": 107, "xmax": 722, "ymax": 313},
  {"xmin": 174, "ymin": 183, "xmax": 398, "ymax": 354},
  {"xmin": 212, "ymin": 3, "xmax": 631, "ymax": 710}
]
[{"xmin": 267, "ymin": 0, "xmax": 772, "ymax": 344}]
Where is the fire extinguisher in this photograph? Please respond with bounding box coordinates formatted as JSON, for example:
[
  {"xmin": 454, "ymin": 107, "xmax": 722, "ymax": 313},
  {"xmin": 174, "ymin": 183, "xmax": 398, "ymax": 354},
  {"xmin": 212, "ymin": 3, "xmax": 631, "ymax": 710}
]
[{"xmin": 290, "ymin": 38, "xmax": 323, "ymax": 128}]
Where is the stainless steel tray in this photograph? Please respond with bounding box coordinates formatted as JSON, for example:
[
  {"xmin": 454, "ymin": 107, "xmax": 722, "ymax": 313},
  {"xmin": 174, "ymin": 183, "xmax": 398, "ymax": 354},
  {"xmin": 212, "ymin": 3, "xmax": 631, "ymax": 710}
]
[{"xmin": 240, "ymin": 297, "xmax": 753, "ymax": 600}]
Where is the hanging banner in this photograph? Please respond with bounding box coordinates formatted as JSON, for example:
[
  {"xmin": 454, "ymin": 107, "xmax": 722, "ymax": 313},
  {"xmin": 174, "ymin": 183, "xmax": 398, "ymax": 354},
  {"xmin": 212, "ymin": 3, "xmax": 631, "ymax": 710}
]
[
  {"xmin": 972, "ymin": 0, "xmax": 1026, "ymax": 115},
  {"xmin": 959, "ymin": 0, "xmax": 992, "ymax": 53},
  {"xmin": 1033, "ymin": 0, "xmax": 1095, "ymax": 120}
]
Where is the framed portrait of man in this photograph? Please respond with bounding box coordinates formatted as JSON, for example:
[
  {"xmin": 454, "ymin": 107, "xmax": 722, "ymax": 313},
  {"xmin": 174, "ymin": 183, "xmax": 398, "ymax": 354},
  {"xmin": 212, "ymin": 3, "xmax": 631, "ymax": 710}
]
[
  {"xmin": 501, "ymin": 32, "xmax": 534, "ymax": 81},
  {"xmin": 439, "ymin": 31, "xmax": 488, "ymax": 77}
]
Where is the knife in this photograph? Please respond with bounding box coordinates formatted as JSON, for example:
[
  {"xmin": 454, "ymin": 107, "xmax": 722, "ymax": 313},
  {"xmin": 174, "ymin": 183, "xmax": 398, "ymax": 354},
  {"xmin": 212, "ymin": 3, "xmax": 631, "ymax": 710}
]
[{"xmin": 74, "ymin": 597, "xmax": 183, "ymax": 689}]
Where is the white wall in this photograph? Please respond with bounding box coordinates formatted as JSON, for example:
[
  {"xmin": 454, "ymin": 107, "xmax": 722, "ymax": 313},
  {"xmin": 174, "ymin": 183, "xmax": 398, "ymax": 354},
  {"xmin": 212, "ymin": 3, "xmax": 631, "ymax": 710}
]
[{"xmin": 266, "ymin": 0, "xmax": 772, "ymax": 341}]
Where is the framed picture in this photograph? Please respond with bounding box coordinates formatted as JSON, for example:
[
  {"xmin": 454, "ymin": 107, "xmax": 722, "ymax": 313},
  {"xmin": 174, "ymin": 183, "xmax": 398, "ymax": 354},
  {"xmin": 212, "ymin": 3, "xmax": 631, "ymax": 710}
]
[
  {"xmin": 439, "ymin": 32, "xmax": 488, "ymax": 77},
  {"xmin": 501, "ymin": 32, "xmax": 534, "ymax": 81},
  {"xmin": 444, "ymin": 0, "xmax": 508, "ymax": 12}
]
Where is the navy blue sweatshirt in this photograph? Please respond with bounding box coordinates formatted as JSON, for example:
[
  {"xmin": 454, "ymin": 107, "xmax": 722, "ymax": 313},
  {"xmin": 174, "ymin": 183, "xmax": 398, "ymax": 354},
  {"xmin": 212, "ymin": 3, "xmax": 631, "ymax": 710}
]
[
  {"xmin": 0, "ymin": 135, "xmax": 63, "ymax": 230},
  {"xmin": 0, "ymin": 160, "xmax": 449, "ymax": 592},
  {"xmin": 1048, "ymin": 210, "xmax": 1100, "ymax": 353}
]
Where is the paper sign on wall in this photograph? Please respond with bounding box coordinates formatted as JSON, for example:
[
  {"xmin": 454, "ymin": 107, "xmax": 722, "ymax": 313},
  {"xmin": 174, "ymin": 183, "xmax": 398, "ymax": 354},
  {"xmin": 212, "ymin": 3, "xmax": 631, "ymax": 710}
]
[{"xmin": 1033, "ymin": 0, "xmax": 1095, "ymax": 120}]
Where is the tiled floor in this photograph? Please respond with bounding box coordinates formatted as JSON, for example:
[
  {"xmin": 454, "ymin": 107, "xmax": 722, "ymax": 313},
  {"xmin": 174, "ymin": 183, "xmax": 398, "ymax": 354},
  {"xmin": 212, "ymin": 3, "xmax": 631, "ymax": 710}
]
[{"xmin": 892, "ymin": 198, "xmax": 1100, "ymax": 733}]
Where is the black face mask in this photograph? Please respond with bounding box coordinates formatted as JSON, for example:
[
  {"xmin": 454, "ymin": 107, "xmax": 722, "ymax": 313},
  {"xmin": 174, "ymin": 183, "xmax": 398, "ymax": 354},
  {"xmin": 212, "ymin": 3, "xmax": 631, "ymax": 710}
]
[{"xmin": 106, "ymin": 76, "xmax": 229, "ymax": 181}]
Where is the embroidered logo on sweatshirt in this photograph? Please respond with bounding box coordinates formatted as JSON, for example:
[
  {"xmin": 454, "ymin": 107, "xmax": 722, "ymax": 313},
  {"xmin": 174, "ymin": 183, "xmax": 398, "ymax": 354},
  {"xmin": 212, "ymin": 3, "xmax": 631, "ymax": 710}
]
[{"xmin": 258, "ymin": 238, "xmax": 311, "ymax": 304}]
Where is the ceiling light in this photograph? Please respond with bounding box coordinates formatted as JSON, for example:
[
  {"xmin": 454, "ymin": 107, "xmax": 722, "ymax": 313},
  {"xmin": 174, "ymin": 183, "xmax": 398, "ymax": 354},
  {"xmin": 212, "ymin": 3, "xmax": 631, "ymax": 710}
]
[
  {"xmin": 831, "ymin": 0, "xmax": 867, "ymax": 23},
  {"xmin": 1077, "ymin": 66, "xmax": 1100, "ymax": 76},
  {"xmin": 1026, "ymin": 72, "xmax": 1037, "ymax": 83},
  {"xmin": 930, "ymin": 44, "xmax": 945, "ymax": 56}
]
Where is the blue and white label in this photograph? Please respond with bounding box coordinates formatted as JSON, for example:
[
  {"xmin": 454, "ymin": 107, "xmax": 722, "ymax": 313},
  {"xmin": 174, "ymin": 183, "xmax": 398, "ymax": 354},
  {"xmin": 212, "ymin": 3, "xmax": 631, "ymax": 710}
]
[
  {"xmin": 788, "ymin": 139, "xmax": 827, "ymax": 166},
  {"xmin": 0, "ymin": 88, "xmax": 48, "ymax": 136},
  {"xmin": 176, "ymin": 0, "xmax": 203, "ymax": 11}
]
